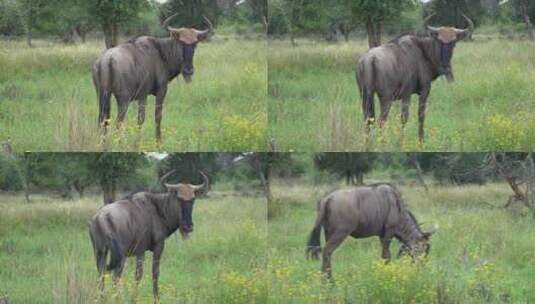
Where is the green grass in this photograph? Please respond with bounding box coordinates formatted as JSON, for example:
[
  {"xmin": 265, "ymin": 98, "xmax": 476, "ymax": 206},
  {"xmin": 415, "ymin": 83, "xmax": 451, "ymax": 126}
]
[
  {"xmin": 268, "ymin": 37, "xmax": 535, "ymax": 151},
  {"xmin": 0, "ymin": 190, "xmax": 267, "ymax": 303},
  {"xmin": 0, "ymin": 37, "xmax": 267, "ymax": 151},
  {"xmin": 268, "ymin": 180, "xmax": 535, "ymax": 303}
]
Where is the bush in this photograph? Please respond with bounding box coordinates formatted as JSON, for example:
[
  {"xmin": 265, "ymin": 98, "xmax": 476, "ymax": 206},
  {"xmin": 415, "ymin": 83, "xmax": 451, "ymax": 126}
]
[{"xmin": 0, "ymin": 155, "xmax": 23, "ymax": 191}]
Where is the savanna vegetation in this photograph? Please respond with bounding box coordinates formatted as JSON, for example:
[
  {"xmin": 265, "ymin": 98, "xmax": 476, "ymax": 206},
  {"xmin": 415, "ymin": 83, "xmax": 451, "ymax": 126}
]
[
  {"xmin": 0, "ymin": 152, "xmax": 268, "ymax": 303},
  {"xmin": 267, "ymin": 0, "xmax": 535, "ymax": 152},
  {"xmin": 267, "ymin": 153, "xmax": 535, "ymax": 303},
  {"xmin": 0, "ymin": 0, "xmax": 267, "ymax": 152}
]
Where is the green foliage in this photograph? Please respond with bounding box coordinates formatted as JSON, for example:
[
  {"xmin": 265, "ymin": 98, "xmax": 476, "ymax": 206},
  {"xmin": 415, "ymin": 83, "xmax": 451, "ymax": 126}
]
[
  {"xmin": 314, "ymin": 153, "xmax": 376, "ymax": 184},
  {"xmin": 0, "ymin": 155, "xmax": 22, "ymax": 191},
  {"xmin": 0, "ymin": 0, "xmax": 23, "ymax": 36},
  {"xmin": 0, "ymin": 38, "xmax": 267, "ymax": 151},
  {"xmin": 0, "ymin": 192, "xmax": 267, "ymax": 303},
  {"xmin": 87, "ymin": 0, "xmax": 146, "ymax": 27},
  {"xmin": 268, "ymin": 38, "xmax": 535, "ymax": 151},
  {"xmin": 269, "ymin": 182, "xmax": 534, "ymax": 303}
]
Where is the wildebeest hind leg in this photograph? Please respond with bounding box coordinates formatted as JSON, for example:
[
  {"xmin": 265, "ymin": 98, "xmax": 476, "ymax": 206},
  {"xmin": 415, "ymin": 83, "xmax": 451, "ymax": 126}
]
[
  {"xmin": 96, "ymin": 249, "xmax": 107, "ymax": 295},
  {"xmin": 321, "ymin": 231, "xmax": 349, "ymax": 279},
  {"xmin": 115, "ymin": 98, "xmax": 130, "ymax": 130}
]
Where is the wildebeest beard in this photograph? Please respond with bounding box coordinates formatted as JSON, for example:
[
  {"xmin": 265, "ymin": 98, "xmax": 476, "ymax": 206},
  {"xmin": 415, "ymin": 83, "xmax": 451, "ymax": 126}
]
[
  {"xmin": 180, "ymin": 201, "xmax": 194, "ymax": 233},
  {"xmin": 439, "ymin": 42, "xmax": 455, "ymax": 82},
  {"xmin": 182, "ymin": 43, "xmax": 196, "ymax": 83}
]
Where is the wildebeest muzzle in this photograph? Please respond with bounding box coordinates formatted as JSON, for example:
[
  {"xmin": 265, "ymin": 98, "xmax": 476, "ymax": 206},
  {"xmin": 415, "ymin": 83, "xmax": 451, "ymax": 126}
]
[
  {"xmin": 180, "ymin": 201, "xmax": 194, "ymax": 238},
  {"xmin": 440, "ymin": 42, "xmax": 455, "ymax": 82},
  {"xmin": 181, "ymin": 44, "xmax": 196, "ymax": 83}
]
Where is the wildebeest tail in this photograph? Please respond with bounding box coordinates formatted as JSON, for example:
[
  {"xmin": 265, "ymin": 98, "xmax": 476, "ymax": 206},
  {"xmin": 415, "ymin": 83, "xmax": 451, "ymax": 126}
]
[
  {"xmin": 306, "ymin": 197, "xmax": 330, "ymax": 260},
  {"xmin": 107, "ymin": 237, "xmax": 122, "ymax": 271},
  {"xmin": 356, "ymin": 56, "xmax": 376, "ymax": 121},
  {"xmin": 105, "ymin": 216, "xmax": 122, "ymax": 271},
  {"xmin": 94, "ymin": 58, "xmax": 113, "ymax": 126}
]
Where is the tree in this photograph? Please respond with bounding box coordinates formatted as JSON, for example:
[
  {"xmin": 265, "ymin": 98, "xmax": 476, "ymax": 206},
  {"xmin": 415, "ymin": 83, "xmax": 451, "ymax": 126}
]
[
  {"xmin": 163, "ymin": 0, "xmax": 221, "ymax": 29},
  {"xmin": 486, "ymin": 153, "xmax": 535, "ymax": 215},
  {"xmin": 89, "ymin": 153, "xmax": 147, "ymax": 204},
  {"xmin": 158, "ymin": 153, "xmax": 218, "ymax": 191},
  {"xmin": 249, "ymin": 0, "xmax": 268, "ymax": 32},
  {"xmin": 514, "ymin": 0, "xmax": 534, "ymax": 40},
  {"xmin": 17, "ymin": 0, "xmax": 48, "ymax": 47},
  {"xmin": 352, "ymin": 0, "xmax": 416, "ymax": 48},
  {"xmin": 88, "ymin": 0, "xmax": 146, "ymax": 49},
  {"xmin": 314, "ymin": 153, "xmax": 376, "ymax": 185}
]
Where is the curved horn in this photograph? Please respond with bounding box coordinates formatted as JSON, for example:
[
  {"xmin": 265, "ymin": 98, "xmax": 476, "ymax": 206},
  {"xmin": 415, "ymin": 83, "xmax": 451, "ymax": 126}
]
[
  {"xmin": 162, "ymin": 13, "xmax": 179, "ymax": 29},
  {"xmin": 424, "ymin": 13, "xmax": 440, "ymax": 33},
  {"xmin": 195, "ymin": 16, "xmax": 214, "ymax": 40},
  {"xmin": 459, "ymin": 14, "xmax": 474, "ymax": 33},
  {"xmin": 159, "ymin": 170, "xmax": 176, "ymax": 188},
  {"xmin": 190, "ymin": 171, "xmax": 209, "ymax": 192}
]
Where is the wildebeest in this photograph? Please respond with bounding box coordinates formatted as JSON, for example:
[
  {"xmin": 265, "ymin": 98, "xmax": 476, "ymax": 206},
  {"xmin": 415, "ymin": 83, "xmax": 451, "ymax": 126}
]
[
  {"xmin": 356, "ymin": 14, "xmax": 474, "ymax": 143},
  {"xmin": 88, "ymin": 171, "xmax": 209, "ymax": 301},
  {"xmin": 306, "ymin": 184, "xmax": 432, "ymax": 278},
  {"xmin": 92, "ymin": 13, "xmax": 214, "ymax": 142}
]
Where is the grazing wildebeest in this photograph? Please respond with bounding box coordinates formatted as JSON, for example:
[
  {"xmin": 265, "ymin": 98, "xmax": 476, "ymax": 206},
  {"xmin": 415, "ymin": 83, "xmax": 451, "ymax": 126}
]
[
  {"xmin": 356, "ymin": 14, "xmax": 474, "ymax": 143},
  {"xmin": 88, "ymin": 171, "xmax": 209, "ymax": 301},
  {"xmin": 306, "ymin": 184, "xmax": 432, "ymax": 278},
  {"xmin": 92, "ymin": 13, "xmax": 214, "ymax": 143}
]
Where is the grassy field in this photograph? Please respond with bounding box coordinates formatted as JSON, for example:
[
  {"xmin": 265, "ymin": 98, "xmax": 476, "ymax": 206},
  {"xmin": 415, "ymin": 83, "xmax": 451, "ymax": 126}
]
[
  {"xmin": 0, "ymin": 37, "xmax": 267, "ymax": 152},
  {"xmin": 268, "ymin": 37, "xmax": 535, "ymax": 151},
  {"xmin": 268, "ymin": 180, "xmax": 535, "ymax": 303},
  {"xmin": 0, "ymin": 189, "xmax": 267, "ymax": 303}
]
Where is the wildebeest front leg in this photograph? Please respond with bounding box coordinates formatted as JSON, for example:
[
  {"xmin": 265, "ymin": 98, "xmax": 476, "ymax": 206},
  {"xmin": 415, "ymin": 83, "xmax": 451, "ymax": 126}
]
[
  {"xmin": 380, "ymin": 236, "xmax": 393, "ymax": 262},
  {"xmin": 135, "ymin": 253, "xmax": 145, "ymax": 282},
  {"xmin": 378, "ymin": 96, "xmax": 393, "ymax": 128},
  {"xmin": 418, "ymin": 87, "xmax": 431, "ymax": 144},
  {"xmin": 152, "ymin": 243, "xmax": 164, "ymax": 302},
  {"xmin": 321, "ymin": 231, "xmax": 349, "ymax": 279},
  {"xmin": 155, "ymin": 87, "xmax": 168, "ymax": 144}
]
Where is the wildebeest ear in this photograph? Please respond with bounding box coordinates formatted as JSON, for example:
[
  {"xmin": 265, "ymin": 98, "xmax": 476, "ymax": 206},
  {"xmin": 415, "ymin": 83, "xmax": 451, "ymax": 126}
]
[{"xmin": 455, "ymin": 30, "xmax": 470, "ymax": 41}]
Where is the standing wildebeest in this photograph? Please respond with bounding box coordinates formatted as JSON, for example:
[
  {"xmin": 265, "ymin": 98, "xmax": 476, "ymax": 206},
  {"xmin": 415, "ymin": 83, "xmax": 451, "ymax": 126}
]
[
  {"xmin": 306, "ymin": 184, "xmax": 432, "ymax": 278},
  {"xmin": 88, "ymin": 171, "xmax": 209, "ymax": 301},
  {"xmin": 356, "ymin": 15, "xmax": 474, "ymax": 143},
  {"xmin": 92, "ymin": 13, "xmax": 214, "ymax": 142}
]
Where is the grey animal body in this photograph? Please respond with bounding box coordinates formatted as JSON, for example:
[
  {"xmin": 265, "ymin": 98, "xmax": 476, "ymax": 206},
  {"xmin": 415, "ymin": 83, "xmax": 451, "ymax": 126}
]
[
  {"xmin": 356, "ymin": 15, "xmax": 474, "ymax": 143},
  {"xmin": 92, "ymin": 14, "xmax": 213, "ymax": 142},
  {"xmin": 88, "ymin": 171, "xmax": 208, "ymax": 301},
  {"xmin": 306, "ymin": 184, "xmax": 431, "ymax": 278}
]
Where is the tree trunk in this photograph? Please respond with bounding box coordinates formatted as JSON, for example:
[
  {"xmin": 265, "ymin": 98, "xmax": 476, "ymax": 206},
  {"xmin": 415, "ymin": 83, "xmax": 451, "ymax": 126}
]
[
  {"xmin": 24, "ymin": 179, "xmax": 30, "ymax": 203},
  {"xmin": 366, "ymin": 18, "xmax": 382, "ymax": 49},
  {"xmin": 103, "ymin": 22, "xmax": 119, "ymax": 49},
  {"xmin": 26, "ymin": 9, "xmax": 32, "ymax": 48},
  {"xmin": 101, "ymin": 180, "xmax": 116, "ymax": 205},
  {"xmin": 520, "ymin": 0, "xmax": 534, "ymax": 41},
  {"xmin": 408, "ymin": 154, "xmax": 429, "ymax": 192},
  {"xmin": 356, "ymin": 172, "xmax": 364, "ymax": 185}
]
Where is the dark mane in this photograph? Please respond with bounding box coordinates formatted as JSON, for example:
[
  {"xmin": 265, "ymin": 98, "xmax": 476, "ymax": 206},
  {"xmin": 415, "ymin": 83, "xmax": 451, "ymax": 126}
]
[{"xmin": 389, "ymin": 31, "xmax": 429, "ymax": 45}]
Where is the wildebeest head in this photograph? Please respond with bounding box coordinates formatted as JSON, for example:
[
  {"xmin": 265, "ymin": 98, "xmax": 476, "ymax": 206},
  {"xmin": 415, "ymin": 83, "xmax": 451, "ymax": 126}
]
[
  {"xmin": 425, "ymin": 14, "xmax": 474, "ymax": 82},
  {"xmin": 398, "ymin": 232, "xmax": 432, "ymax": 259},
  {"xmin": 161, "ymin": 170, "xmax": 209, "ymax": 239},
  {"xmin": 163, "ymin": 14, "xmax": 214, "ymax": 83}
]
